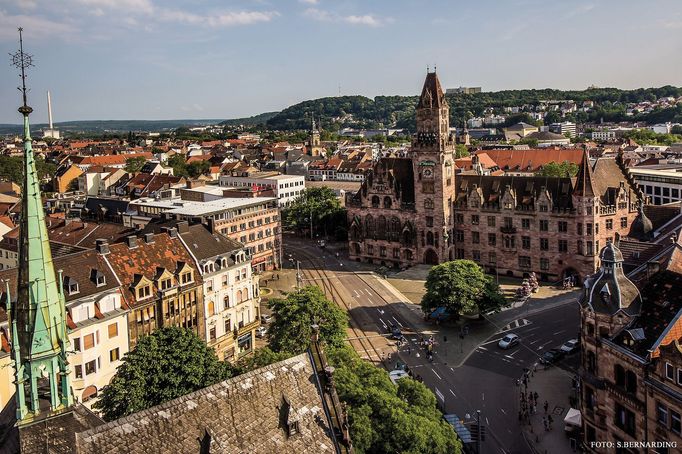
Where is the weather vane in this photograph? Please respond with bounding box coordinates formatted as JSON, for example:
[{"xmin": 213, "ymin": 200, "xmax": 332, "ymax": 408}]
[{"xmin": 9, "ymin": 27, "xmax": 34, "ymax": 115}]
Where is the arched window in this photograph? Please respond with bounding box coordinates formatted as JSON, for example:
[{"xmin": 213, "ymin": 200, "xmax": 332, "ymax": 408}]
[
  {"xmin": 365, "ymin": 215, "xmax": 375, "ymax": 238},
  {"xmin": 236, "ymin": 290, "xmax": 243, "ymax": 303},
  {"xmin": 426, "ymin": 231, "xmax": 434, "ymax": 246},
  {"xmin": 223, "ymin": 295, "xmax": 229, "ymax": 309},
  {"xmin": 207, "ymin": 301, "xmax": 215, "ymax": 316},
  {"xmin": 384, "ymin": 196, "xmax": 392, "ymax": 208},
  {"xmin": 614, "ymin": 364, "xmax": 625, "ymax": 387},
  {"xmin": 625, "ymin": 370, "xmax": 637, "ymax": 393},
  {"xmin": 371, "ymin": 196, "xmax": 380, "ymax": 208},
  {"xmin": 424, "ymin": 198, "xmax": 434, "ymax": 209},
  {"xmin": 377, "ymin": 216, "xmax": 387, "ymax": 239}
]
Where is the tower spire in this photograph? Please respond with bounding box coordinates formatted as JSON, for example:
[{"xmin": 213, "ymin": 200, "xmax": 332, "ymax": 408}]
[
  {"xmin": 574, "ymin": 150, "xmax": 596, "ymax": 197},
  {"xmin": 9, "ymin": 27, "xmax": 73, "ymax": 423}
]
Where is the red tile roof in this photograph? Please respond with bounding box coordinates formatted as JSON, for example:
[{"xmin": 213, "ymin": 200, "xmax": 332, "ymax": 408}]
[{"xmin": 477, "ymin": 148, "xmax": 583, "ymax": 172}]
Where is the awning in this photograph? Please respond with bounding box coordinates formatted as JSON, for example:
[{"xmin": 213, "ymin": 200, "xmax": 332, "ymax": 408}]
[{"xmin": 564, "ymin": 408, "xmax": 581, "ymax": 427}]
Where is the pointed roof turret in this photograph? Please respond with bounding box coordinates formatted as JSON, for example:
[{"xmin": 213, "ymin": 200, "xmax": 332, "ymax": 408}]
[
  {"xmin": 8, "ymin": 27, "xmax": 73, "ymax": 422},
  {"xmin": 574, "ymin": 150, "xmax": 596, "ymax": 197},
  {"xmin": 418, "ymin": 71, "xmax": 446, "ymax": 110},
  {"xmin": 629, "ymin": 203, "xmax": 654, "ymax": 241}
]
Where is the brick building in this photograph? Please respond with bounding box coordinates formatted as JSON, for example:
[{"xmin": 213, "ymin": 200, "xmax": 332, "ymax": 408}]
[
  {"xmin": 346, "ymin": 71, "xmax": 642, "ymax": 282},
  {"xmin": 580, "ymin": 240, "xmax": 682, "ymax": 453}
]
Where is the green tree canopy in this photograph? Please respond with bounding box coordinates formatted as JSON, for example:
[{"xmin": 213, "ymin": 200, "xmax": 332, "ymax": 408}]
[
  {"xmin": 455, "ymin": 144, "xmax": 469, "ymax": 158},
  {"xmin": 283, "ymin": 186, "xmax": 346, "ymax": 237},
  {"xmin": 0, "ymin": 155, "xmax": 54, "ymax": 184},
  {"xmin": 535, "ymin": 161, "xmax": 580, "ymax": 177},
  {"xmin": 327, "ymin": 344, "xmax": 462, "ymax": 454},
  {"xmin": 421, "ymin": 260, "xmax": 504, "ymax": 317},
  {"xmin": 234, "ymin": 346, "xmax": 292, "ymax": 374},
  {"xmin": 267, "ymin": 285, "xmax": 348, "ymax": 354},
  {"xmin": 167, "ymin": 153, "xmax": 189, "ymax": 178},
  {"xmin": 187, "ymin": 160, "xmax": 211, "ymax": 178},
  {"xmin": 94, "ymin": 327, "xmax": 233, "ymax": 421},
  {"xmin": 124, "ymin": 156, "xmax": 147, "ymax": 173}
]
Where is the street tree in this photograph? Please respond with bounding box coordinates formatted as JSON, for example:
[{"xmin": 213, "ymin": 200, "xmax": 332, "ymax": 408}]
[
  {"xmin": 94, "ymin": 327, "xmax": 233, "ymax": 421},
  {"xmin": 455, "ymin": 144, "xmax": 469, "ymax": 158},
  {"xmin": 327, "ymin": 344, "xmax": 462, "ymax": 454},
  {"xmin": 234, "ymin": 346, "xmax": 292, "ymax": 373},
  {"xmin": 267, "ymin": 285, "xmax": 348, "ymax": 354},
  {"xmin": 124, "ymin": 156, "xmax": 147, "ymax": 173},
  {"xmin": 422, "ymin": 260, "xmax": 500, "ymax": 317},
  {"xmin": 187, "ymin": 160, "xmax": 210, "ymax": 178},
  {"xmin": 283, "ymin": 187, "xmax": 345, "ymax": 237},
  {"xmin": 535, "ymin": 161, "xmax": 579, "ymax": 177}
]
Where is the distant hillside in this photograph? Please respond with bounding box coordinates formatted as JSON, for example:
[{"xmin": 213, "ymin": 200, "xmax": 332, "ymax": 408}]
[
  {"xmin": 264, "ymin": 86, "xmax": 682, "ymax": 132},
  {"xmin": 220, "ymin": 111, "xmax": 279, "ymax": 127},
  {"xmin": 0, "ymin": 119, "xmax": 224, "ymax": 135}
]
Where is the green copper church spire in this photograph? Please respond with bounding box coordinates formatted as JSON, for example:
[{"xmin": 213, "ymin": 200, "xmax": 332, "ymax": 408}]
[{"xmin": 8, "ymin": 27, "xmax": 73, "ymax": 423}]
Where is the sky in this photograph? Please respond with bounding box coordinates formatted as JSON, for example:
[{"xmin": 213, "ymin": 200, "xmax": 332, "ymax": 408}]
[{"xmin": 0, "ymin": 0, "xmax": 681, "ymax": 124}]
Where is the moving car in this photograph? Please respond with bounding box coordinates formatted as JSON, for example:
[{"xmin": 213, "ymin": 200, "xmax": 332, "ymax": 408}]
[
  {"xmin": 560, "ymin": 339, "xmax": 580, "ymax": 355},
  {"xmin": 498, "ymin": 333, "xmax": 520, "ymax": 349},
  {"xmin": 255, "ymin": 326, "xmax": 268, "ymax": 338},
  {"xmin": 390, "ymin": 325, "xmax": 403, "ymax": 340},
  {"xmin": 541, "ymin": 348, "xmax": 564, "ymax": 364}
]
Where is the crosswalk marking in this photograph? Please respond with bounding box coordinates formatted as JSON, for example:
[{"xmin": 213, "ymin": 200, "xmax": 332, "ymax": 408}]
[{"xmin": 500, "ymin": 318, "xmax": 532, "ymax": 332}]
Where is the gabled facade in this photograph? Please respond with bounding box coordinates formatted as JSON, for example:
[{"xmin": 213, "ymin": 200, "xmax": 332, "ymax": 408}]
[
  {"xmin": 105, "ymin": 232, "xmax": 204, "ymax": 349},
  {"xmin": 173, "ymin": 222, "xmax": 261, "ymax": 361}
]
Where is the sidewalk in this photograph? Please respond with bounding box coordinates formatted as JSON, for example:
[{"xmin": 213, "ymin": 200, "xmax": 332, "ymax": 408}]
[{"xmin": 518, "ymin": 366, "xmax": 581, "ymax": 454}]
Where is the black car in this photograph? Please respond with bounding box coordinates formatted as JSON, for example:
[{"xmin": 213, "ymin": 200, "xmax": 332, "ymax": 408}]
[
  {"xmin": 390, "ymin": 325, "xmax": 402, "ymax": 340},
  {"xmin": 541, "ymin": 348, "xmax": 564, "ymax": 365}
]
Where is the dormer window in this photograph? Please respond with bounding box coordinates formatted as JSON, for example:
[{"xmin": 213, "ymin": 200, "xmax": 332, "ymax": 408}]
[
  {"xmin": 65, "ymin": 277, "xmax": 79, "ymax": 295},
  {"xmin": 181, "ymin": 271, "xmax": 193, "ymax": 285},
  {"xmin": 221, "ymin": 258, "xmax": 227, "ymax": 268},
  {"xmin": 91, "ymin": 269, "xmax": 106, "ymax": 287},
  {"xmin": 160, "ymin": 279, "xmax": 172, "ymax": 290},
  {"xmin": 138, "ymin": 285, "xmax": 151, "ymax": 299}
]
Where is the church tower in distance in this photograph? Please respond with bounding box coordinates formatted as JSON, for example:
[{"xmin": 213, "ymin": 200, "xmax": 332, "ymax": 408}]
[{"xmin": 411, "ymin": 70, "xmax": 457, "ymax": 264}]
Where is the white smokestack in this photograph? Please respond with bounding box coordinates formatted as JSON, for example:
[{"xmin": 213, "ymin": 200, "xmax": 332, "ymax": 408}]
[{"xmin": 47, "ymin": 90, "xmax": 54, "ymax": 129}]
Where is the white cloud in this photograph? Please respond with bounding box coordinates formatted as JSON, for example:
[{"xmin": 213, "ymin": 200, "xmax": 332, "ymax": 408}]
[
  {"xmin": 0, "ymin": 10, "xmax": 75, "ymax": 41},
  {"xmin": 303, "ymin": 8, "xmax": 388, "ymax": 27},
  {"xmin": 75, "ymin": 0, "xmax": 154, "ymax": 14},
  {"xmin": 158, "ymin": 9, "xmax": 278, "ymax": 27},
  {"xmin": 345, "ymin": 15, "xmax": 381, "ymax": 27},
  {"xmin": 299, "ymin": 0, "xmax": 319, "ymax": 4}
]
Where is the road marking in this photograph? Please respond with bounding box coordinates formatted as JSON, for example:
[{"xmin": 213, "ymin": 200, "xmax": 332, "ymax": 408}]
[
  {"xmin": 529, "ymin": 339, "xmax": 540, "ymax": 345},
  {"xmin": 392, "ymin": 316, "xmax": 403, "ymax": 328},
  {"xmin": 450, "ymin": 367, "xmax": 455, "ymax": 372},
  {"xmin": 377, "ymin": 308, "xmax": 384, "ymax": 315},
  {"xmin": 378, "ymin": 318, "xmax": 387, "ymax": 329},
  {"xmin": 478, "ymin": 346, "xmax": 488, "ymax": 351},
  {"xmin": 482, "ymin": 393, "xmax": 485, "ymax": 401},
  {"xmin": 508, "ymin": 349, "xmax": 520, "ymax": 357},
  {"xmin": 553, "ymin": 329, "xmax": 566, "ymax": 335},
  {"xmin": 354, "ymin": 290, "xmax": 360, "ymax": 298},
  {"xmin": 366, "ymin": 297, "xmax": 374, "ymax": 305},
  {"xmin": 486, "ymin": 417, "xmax": 489, "ymax": 425},
  {"xmin": 504, "ymin": 355, "xmax": 515, "ymax": 360},
  {"xmin": 499, "ymin": 318, "xmax": 532, "ymax": 332},
  {"xmin": 500, "ymin": 408, "xmax": 507, "ymax": 415},
  {"xmin": 432, "ymin": 369, "xmax": 442, "ymax": 380},
  {"xmin": 449, "ymin": 389, "xmax": 457, "ymax": 397},
  {"xmin": 435, "ymin": 388, "xmax": 445, "ymax": 403}
]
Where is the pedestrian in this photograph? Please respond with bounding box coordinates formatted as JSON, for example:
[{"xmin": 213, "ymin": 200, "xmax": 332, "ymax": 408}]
[
  {"xmin": 407, "ymin": 346, "xmax": 411, "ymax": 355},
  {"xmin": 544, "ymin": 400, "xmax": 549, "ymax": 414},
  {"xmin": 548, "ymin": 415, "xmax": 553, "ymax": 430},
  {"xmin": 534, "ymin": 391, "xmax": 539, "ymax": 403},
  {"xmin": 532, "ymin": 404, "xmax": 537, "ymax": 415},
  {"xmin": 542, "ymin": 416, "xmax": 547, "ymax": 431}
]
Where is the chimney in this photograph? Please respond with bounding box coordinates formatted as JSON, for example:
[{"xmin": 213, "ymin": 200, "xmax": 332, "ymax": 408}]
[
  {"xmin": 144, "ymin": 232, "xmax": 154, "ymax": 244},
  {"xmin": 207, "ymin": 218, "xmax": 216, "ymax": 234},
  {"xmin": 126, "ymin": 235, "xmax": 138, "ymax": 248},
  {"xmin": 177, "ymin": 221, "xmax": 190, "ymax": 234},
  {"xmin": 162, "ymin": 227, "xmax": 178, "ymax": 238},
  {"xmin": 95, "ymin": 238, "xmax": 110, "ymax": 255},
  {"xmin": 47, "ymin": 90, "xmax": 54, "ymax": 129}
]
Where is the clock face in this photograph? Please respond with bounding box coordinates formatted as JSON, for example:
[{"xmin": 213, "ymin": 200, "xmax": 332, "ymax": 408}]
[{"xmin": 423, "ymin": 168, "xmax": 434, "ymax": 178}]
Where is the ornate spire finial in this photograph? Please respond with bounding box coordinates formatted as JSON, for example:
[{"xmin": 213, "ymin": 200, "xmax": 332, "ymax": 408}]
[{"xmin": 10, "ymin": 27, "xmax": 34, "ymax": 116}]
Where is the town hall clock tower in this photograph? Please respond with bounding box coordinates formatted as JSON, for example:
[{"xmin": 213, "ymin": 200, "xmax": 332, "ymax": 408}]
[{"xmin": 411, "ymin": 71, "xmax": 457, "ymax": 264}]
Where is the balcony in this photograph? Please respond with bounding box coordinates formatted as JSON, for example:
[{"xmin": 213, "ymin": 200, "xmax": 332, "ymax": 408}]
[
  {"xmin": 605, "ymin": 380, "xmax": 643, "ymax": 411},
  {"xmin": 500, "ymin": 226, "xmax": 517, "ymax": 234},
  {"xmin": 238, "ymin": 319, "xmax": 260, "ymax": 335}
]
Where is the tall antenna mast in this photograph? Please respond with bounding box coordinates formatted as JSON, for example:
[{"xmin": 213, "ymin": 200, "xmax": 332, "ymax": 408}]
[
  {"xmin": 10, "ymin": 27, "xmax": 34, "ymax": 118},
  {"xmin": 47, "ymin": 90, "xmax": 53, "ymax": 129}
]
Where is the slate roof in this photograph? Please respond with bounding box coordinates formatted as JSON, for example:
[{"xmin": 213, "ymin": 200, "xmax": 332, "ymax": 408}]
[
  {"xmin": 47, "ymin": 219, "xmax": 134, "ymax": 249},
  {"xmin": 83, "ymin": 197, "xmax": 130, "ymax": 222},
  {"xmin": 74, "ymin": 353, "xmax": 338, "ymax": 454},
  {"xmin": 613, "ymin": 267, "xmax": 682, "ymax": 358},
  {"xmin": 455, "ymin": 174, "xmax": 574, "ymax": 209},
  {"xmin": 418, "ymin": 71, "xmax": 446, "ymax": 109},
  {"xmin": 356, "ymin": 157, "xmax": 415, "ymax": 205},
  {"xmin": 0, "ymin": 400, "xmax": 103, "ymax": 454}
]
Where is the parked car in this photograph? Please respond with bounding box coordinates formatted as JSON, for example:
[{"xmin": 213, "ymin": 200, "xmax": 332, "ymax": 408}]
[
  {"xmin": 541, "ymin": 348, "xmax": 564, "ymax": 364},
  {"xmin": 560, "ymin": 339, "xmax": 580, "ymax": 355},
  {"xmin": 256, "ymin": 326, "xmax": 268, "ymax": 338},
  {"xmin": 498, "ymin": 333, "xmax": 520, "ymax": 349},
  {"xmin": 260, "ymin": 314, "xmax": 272, "ymax": 324}
]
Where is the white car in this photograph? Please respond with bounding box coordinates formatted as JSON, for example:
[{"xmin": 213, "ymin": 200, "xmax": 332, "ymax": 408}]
[
  {"xmin": 256, "ymin": 326, "xmax": 268, "ymax": 338},
  {"xmin": 498, "ymin": 333, "xmax": 520, "ymax": 349},
  {"xmin": 560, "ymin": 338, "xmax": 580, "ymax": 354}
]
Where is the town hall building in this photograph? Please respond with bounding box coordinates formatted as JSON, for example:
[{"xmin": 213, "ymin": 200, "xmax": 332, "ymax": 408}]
[{"xmin": 346, "ymin": 71, "xmax": 643, "ymax": 282}]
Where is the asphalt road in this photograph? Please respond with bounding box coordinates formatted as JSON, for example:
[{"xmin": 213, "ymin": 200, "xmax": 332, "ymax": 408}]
[{"xmin": 284, "ymin": 237, "xmax": 580, "ymax": 454}]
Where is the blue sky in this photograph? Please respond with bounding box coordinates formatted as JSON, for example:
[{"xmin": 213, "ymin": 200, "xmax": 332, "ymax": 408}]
[{"xmin": 1, "ymin": 0, "xmax": 681, "ymax": 123}]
